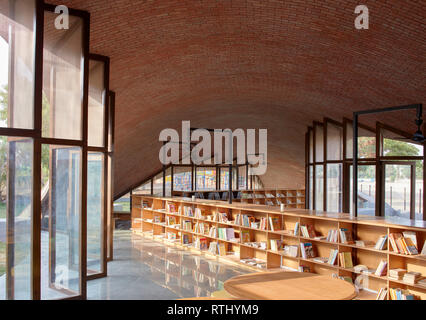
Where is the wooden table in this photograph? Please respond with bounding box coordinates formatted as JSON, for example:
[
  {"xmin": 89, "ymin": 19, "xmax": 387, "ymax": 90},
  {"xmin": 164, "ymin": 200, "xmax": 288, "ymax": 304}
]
[{"xmin": 224, "ymin": 271, "xmax": 357, "ymax": 300}]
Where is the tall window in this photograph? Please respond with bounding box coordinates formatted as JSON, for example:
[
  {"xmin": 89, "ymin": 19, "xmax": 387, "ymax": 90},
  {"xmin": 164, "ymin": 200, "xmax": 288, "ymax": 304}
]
[{"xmin": 0, "ymin": 0, "xmax": 36, "ymax": 300}]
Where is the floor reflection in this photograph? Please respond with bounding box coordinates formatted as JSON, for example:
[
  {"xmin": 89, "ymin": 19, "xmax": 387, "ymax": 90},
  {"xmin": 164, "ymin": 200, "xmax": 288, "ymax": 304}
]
[{"xmin": 87, "ymin": 231, "xmax": 252, "ymax": 300}]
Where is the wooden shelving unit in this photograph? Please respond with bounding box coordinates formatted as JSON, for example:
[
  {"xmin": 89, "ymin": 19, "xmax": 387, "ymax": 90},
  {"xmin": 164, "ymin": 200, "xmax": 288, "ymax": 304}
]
[
  {"xmin": 240, "ymin": 189, "xmax": 305, "ymax": 208},
  {"xmin": 171, "ymin": 188, "xmax": 306, "ymax": 209},
  {"xmin": 132, "ymin": 195, "xmax": 426, "ymax": 300}
]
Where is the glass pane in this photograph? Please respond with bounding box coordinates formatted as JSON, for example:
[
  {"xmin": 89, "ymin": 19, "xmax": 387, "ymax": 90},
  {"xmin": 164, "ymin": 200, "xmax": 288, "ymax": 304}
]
[
  {"xmin": 173, "ymin": 167, "xmax": 192, "ymax": 192},
  {"xmin": 415, "ymin": 160, "xmax": 423, "ymax": 221},
  {"xmin": 326, "ymin": 123, "xmax": 343, "ymax": 161},
  {"xmin": 346, "ymin": 123, "xmax": 376, "ymax": 159},
  {"xmin": 346, "ymin": 122, "xmax": 353, "ymax": 159},
  {"xmin": 309, "ymin": 130, "xmax": 313, "ymax": 163},
  {"xmin": 326, "ymin": 164, "xmax": 342, "ymax": 213},
  {"xmin": 113, "ymin": 193, "xmax": 130, "ymax": 212},
  {"xmin": 153, "ymin": 174, "xmax": 163, "ymax": 196},
  {"xmin": 41, "ymin": 145, "xmax": 81, "ymax": 299},
  {"xmin": 384, "ymin": 164, "xmax": 412, "ymax": 219},
  {"xmin": 197, "ymin": 167, "xmax": 216, "ymax": 191},
  {"xmin": 134, "ymin": 180, "xmax": 152, "ymax": 195},
  {"xmin": 315, "ymin": 165, "xmax": 324, "ymax": 211},
  {"xmin": 382, "ymin": 129, "xmax": 423, "ymax": 157},
  {"xmin": 106, "ymin": 155, "xmax": 113, "ymax": 261},
  {"xmin": 350, "ymin": 165, "xmax": 376, "ymax": 216},
  {"xmin": 165, "ymin": 168, "xmax": 171, "ymax": 197},
  {"xmin": 315, "ymin": 125, "xmax": 324, "ymax": 162},
  {"xmin": 0, "ymin": 136, "xmax": 33, "ymax": 300},
  {"xmin": 238, "ymin": 166, "xmax": 247, "ymax": 190},
  {"xmin": 43, "ymin": 12, "xmax": 84, "ymax": 140},
  {"xmin": 87, "ymin": 152, "xmax": 104, "ymax": 274},
  {"xmin": 309, "ymin": 165, "xmax": 313, "ymax": 210},
  {"xmin": 0, "ymin": 0, "xmax": 35, "ymax": 129},
  {"xmin": 88, "ymin": 60, "xmax": 106, "ymax": 147}
]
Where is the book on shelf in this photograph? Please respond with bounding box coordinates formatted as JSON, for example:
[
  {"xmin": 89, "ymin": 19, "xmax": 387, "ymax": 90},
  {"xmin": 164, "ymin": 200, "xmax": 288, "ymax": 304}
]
[
  {"xmin": 241, "ymin": 230, "xmax": 251, "ymax": 243},
  {"xmin": 326, "ymin": 229, "xmax": 339, "ymax": 243},
  {"xmin": 300, "ymin": 243, "xmax": 315, "ymax": 259},
  {"xmin": 389, "ymin": 268, "xmax": 407, "ymax": 280},
  {"xmin": 283, "ymin": 245, "xmax": 299, "ymax": 257},
  {"xmin": 265, "ymin": 193, "xmax": 275, "ymax": 199},
  {"xmin": 389, "ymin": 288, "xmax": 416, "ymax": 300},
  {"xmin": 374, "ymin": 235, "xmax": 388, "ymax": 250},
  {"xmin": 208, "ymin": 242, "xmax": 218, "ymax": 255},
  {"xmin": 402, "ymin": 271, "xmax": 422, "ymax": 285},
  {"xmin": 376, "ymin": 288, "xmax": 388, "ymax": 300},
  {"xmin": 294, "ymin": 222, "xmax": 300, "ymax": 236},
  {"xmin": 166, "ymin": 216, "xmax": 177, "ymax": 226},
  {"xmin": 182, "ymin": 220, "xmax": 192, "ymax": 231},
  {"xmin": 183, "ymin": 234, "xmax": 190, "ymax": 245},
  {"xmin": 390, "ymin": 232, "xmax": 419, "ymax": 255},
  {"xmin": 416, "ymin": 278, "xmax": 426, "ymax": 288},
  {"xmin": 266, "ymin": 201, "xmax": 275, "ymax": 206},
  {"xmin": 338, "ymin": 252, "xmax": 353, "ymax": 268},
  {"xmin": 403, "ymin": 231, "xmax": 418, "ymax": 248},
  {"xmin": 183, "ymin": 206, "xmax": 194, "ymax": 217},
  {"xmin": 166, "ymin": 232, "xmax": 177, "ymax": 240},
  {"xmin": 339, "ymin": 228, "xmax": 354, "ymax": 244},
  {"xmin": 167, "ymin": 203, "xmax": 178, "ymax": 213},
  {"xmin": 154, "ymin": 215, "xmax": 162, "ymax": 223},
  {"xmin": 355, "ymin": 240, "xmax": 375, "ymax": 247},
  {"xmin": 375, "ymin": 260, "xmax": 388, "ymax": 277},
  {"xmin": 421, "ymin": 240, "xmax": 426, "ymax": 256},
  {"xmin": 270, "ymin": 239, "xmax": 283, "ymax": 252},
  {"xmin": 194, "ymin": 208, "xmax": 203, "ymax": 219},
  {"xmin": 328, "ymin": 249, "xmax": 339, "ymax": 265},
  {"xmin": 269, "ymin": 217, "xmax": 281, "ymax": 232},
  {"xmin": 300, "ymin": 225, "xmax": 316, "ymax": 238},
  {"xmin": 217, "ymin": 243, "xmax": 227, "ymax": 256},
  {"xmin": 209, "ymin": 227, "xmax": 218, "ymax": 238},
  {"xmin": 312, "ymin": 257, "xmax": 328, "ymax": 264},
  {"xmin": 218, "ymin": 228, "xmax": 236, "ymax": 241}
]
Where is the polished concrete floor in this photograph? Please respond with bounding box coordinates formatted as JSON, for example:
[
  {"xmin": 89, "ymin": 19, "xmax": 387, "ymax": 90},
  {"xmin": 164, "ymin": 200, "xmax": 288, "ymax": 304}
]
[{"xmin": 87, "ymin": 231, "xmax": 252, "ymax": 300}]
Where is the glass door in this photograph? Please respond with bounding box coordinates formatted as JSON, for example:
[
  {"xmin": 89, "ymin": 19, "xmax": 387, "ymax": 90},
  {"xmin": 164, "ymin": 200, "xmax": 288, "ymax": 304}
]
[
  {"xmin": 382, "ymin": 162, "xmax": 416, "ymax": 219},
  {"xmin": 348, "ymin": 163, "xmax": 377, "ymax": 216}
]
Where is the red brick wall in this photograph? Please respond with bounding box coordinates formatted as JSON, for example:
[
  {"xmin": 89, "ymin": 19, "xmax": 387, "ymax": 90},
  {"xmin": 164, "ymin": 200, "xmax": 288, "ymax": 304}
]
[{"xmin": 56, "ymin": 0, "xmax": 425, "ymax": 196}]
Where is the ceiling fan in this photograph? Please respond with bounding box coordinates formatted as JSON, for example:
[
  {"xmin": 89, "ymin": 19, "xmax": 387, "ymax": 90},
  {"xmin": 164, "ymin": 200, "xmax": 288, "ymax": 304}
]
[{"xmin": 390, "ymin": 107, "xmax": 425, "ymax": 144}]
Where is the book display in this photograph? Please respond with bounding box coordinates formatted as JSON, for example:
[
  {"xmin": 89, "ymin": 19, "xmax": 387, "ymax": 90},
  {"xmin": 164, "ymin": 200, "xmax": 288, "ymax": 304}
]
[{"xmin": 132, "ymin": 195, "xmax": 426, "ymax": 300}]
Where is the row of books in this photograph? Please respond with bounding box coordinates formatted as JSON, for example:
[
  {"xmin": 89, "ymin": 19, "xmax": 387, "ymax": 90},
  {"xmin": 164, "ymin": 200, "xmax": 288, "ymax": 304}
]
[
  {"xmin": 389, "ymin": 232, "xmax": 419, "ymax": 255},
  {"xmin": 193, "ymin": 222, "xmax": 209, "ymax": 235},
  {"xmin": 389, "ymin": 288, "xmax": 417, "ymax": 300},
  {"xmin": 374, "ymin": 235, "xmax": 388, "ymax": 250},
  {"xmin": 213, "ymin": 212, "xmax": 229, "ymax": 223},
  {"xmin": 167, "ymin": 203, "xmax": 179, "ymax": 213},
  {"xmin": 338, "ymin": 252, "xmax": 353, "ymax": 268},
  {"xmin": 182, "ymin": 220, "xmax": 192, "ymax": 231},
  {"xmin": 217, "ymin": 228, "xmax": 236, "ymax": 241},
  {"xmin": 208, "ymin": 242, "xmax": 227, "ymax": 256}
]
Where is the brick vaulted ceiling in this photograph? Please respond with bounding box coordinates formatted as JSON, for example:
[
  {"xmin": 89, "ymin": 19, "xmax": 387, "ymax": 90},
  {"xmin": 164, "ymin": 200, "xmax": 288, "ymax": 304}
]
[{"xmin": 59, "ymin": 0, "xmax": 425, "ymax": 198}]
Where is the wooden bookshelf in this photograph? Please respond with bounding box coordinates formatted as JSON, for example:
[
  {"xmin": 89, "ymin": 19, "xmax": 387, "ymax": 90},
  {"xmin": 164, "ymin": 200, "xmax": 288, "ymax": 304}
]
[
  {"xmin": 131, "ymin": 195, "xmax": 426, "ymax": 300},
  {"xmin": 170, "ymin": 188, "xmax": 306, "ymax": 209},
  {"xmin": 240, "ymin": 189, "xmax": 305, "ymax": 208}
]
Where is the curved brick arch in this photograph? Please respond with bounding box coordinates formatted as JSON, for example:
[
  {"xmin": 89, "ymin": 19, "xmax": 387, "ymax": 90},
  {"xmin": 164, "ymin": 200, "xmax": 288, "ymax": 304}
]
[{"xmin": 59, "ymin": 0, "xmax": 425, "ymax": 197}]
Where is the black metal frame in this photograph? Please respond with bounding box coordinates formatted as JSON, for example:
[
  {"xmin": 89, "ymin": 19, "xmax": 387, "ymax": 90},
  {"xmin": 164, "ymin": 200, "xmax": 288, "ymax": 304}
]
[{"xmin": 353, "ymin": 104, "xmax": 423, "ymax": 217}]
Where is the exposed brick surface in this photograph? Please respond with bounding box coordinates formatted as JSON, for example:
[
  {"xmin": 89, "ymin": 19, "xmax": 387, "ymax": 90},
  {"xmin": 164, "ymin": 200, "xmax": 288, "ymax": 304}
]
[{"xmin": 57, "ymin": 0, "xmax": 425, "ymax": 197}]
